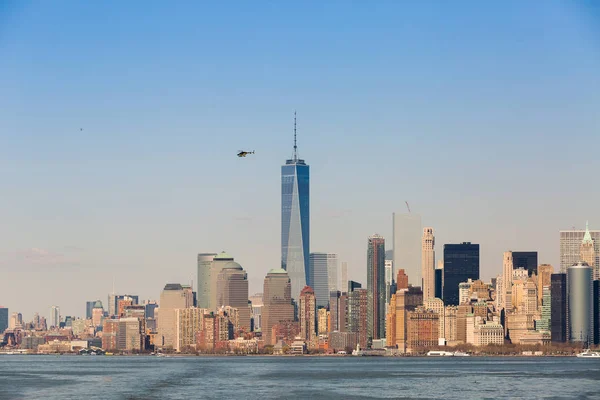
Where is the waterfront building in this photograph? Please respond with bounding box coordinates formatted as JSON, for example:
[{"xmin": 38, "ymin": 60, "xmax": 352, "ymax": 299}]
[
  {"xmin": 393, "ymin": 286, "xmax": 423, "ymax": 351},
  {"xmin": 407, "ymin": 308, "xmax": 439, "ymax": 350},
  {"xmin": 506, "ymin": 313, "xmax": 536, "ymax": 344},
  {"xmin": 423, "ymin": 298, "xmax": 445, "ymax": 340},
  {"xmin": 474, "ymin": 322, "xmax": 504, "ymax": 346},
  {"xmin": 281, "ymin": 115, "xmax": 310, "ymax": 304},
  {"xmin": 197, "ymin": 253, "xmax": 217, "ymax": 309},
  {"xmin": 560, "ymin": 225, "xmax": 600, "ymax": 277},
  {"xmin": 537, "ymin": 286, "xmax": 551, "ymax": 332},
  {"xmin": 317, "ymin": 307, "xmax": 328, "ymax": 335},
  {"xmin": 502, "ymin": 251, "xmax": 514, "ymax": 311},
  {"xmin": 392, "ymin": 213, "xmax": 422, "ymax": 288},
  {"xmin": 442, "ymin": 243, "xmax": 480, "ymax": 306},
  {"xmin": 0, "ymin": 307, "xmax": 8, "ymax": 333},
  {"xmin": 299, "ymin": 286, "xmax": 317, "ymax": 348},
  {"xmin": 551, "ymin": 273, "xmax": 567, "ymax": 342},
  {"xmin": 444, "ymin": 306, "xmax": 458, "ymax": 344},
  {"xmin": 512, "ymin": 252, "xmax": 538, "ymax": 276},
  {"xmin": 157, "ymin": 283, "xmax": 194, "ymax": 349},
  {"xmin": 594, "ymin": 280, "xmax": 599, "ymax": 345},
  {"xmin": 102, "ymin": 319, "xmax": 119, "ymax": 350},
  {"xmin": 117, "ymin": 318, "xmax": 143, "ymax": 351},
  {"xmin": 386, "ymin": 293, "xmax": 397, "ymax": 346},
  {"xmin": 175, "ymin": 307, "xmax": 206, "ymax": 352},
  {"xmin": 567, "ymin": 262, "xmax": 594, "ymax": 344},
  {"xmin": 262, "ymin": 269, "xmax": 294, "ymax": 345},
  {"xmin": 309, "ymin": 253, "xmax": 336, "ymax": 308},
  {"xmin": 348, "ymin": 287, "xmax": 368, "ymax": 349},
  {"xmin": 216, "ymin": 260, "xmax": 250, "ymax": 332},
  {"xmin": 367, "ymin": 234, "xmax": 386, "ymax": 340},
  {"xmin": 329, "ymin": 331, "xmax": 358, "ymax": 352},
  {"xmin": 421, "ymin": 228, "xmax": 435, "ymax": 300}
]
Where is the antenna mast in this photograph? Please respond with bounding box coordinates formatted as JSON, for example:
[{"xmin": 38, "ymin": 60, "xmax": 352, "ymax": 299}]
[{"xmin": 293, "ymin": 110, "xmax": 298, "ymax": 161}]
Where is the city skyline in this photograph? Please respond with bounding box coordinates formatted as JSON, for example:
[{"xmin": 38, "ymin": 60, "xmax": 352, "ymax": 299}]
[{"xmin": 2, "ymin": 1, "xmax": 600, "ymax": 319}]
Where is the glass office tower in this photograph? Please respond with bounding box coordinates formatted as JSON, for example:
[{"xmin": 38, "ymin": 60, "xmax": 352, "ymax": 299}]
[
  {"xmin": 281, "ymin": 116, "xmax": 310, "ymax": 302},
  {"xmin": 442, "ymin": 242, "xmax": 480, "ymax": 306}
]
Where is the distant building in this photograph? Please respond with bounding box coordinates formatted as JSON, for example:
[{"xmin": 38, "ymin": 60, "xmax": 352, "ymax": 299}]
[
  {"xmin": 92, "ymin": 301, "xmax": 104, "ymax": 327},
  {"xmin": 299, "ymin": 286, "xmax": 317, "ymax": 348},
  {"xmin": 537, "ymin": 264, "xmax": 554, "ymax": 304},
  {"xmin": 262, "ymin": 269, "xmax": 294, "ymax": 345},
  {"xmin": 434, "ymin": 268, "xmax": 443, "ymax": 299},
  {"xmin": 407, "ymin": 308, "xmax": 439, "ymax": 350},
  {"xmin": 566, "ymin": 262, "xmax": 593, "ymax": 344},
  {"xmin": 348, "ymin": 286, "xmax": 368, "ymax": 349},
  {"xmin": 86, "ymin": 301, "xmax": 99, "ymax": 320},
  {"xmin": 390, "ymin": 286, "xmax": 423, "ymax": 352},
  {"xmin": 551, "ymin": 273, "xmax": 567, "ymax": 343},
  {"xmin": 196, "ymin": 253, "xmax": 218, "ymax": 309},
  {"xmin": 118, "ymin": 318, "xmax": 143, "ymax": 351},
  {"xmin": 50, "ymin": 306, "xmax": 60, "ymax": 328},
  {"xmin": 317, "ymin": 307, "xmax": 328, "ymax": 335},
  {"xmin": 176, "ymin": 308, "xmax": 206, "ymax": 352},
  {"xmin": 216, "ymin": 260, "xmax": 250, "ymax": 332},
  {"xmin": 580, "ymin": 223, "xmax": 596, "ymax": 280},
  {"xmin": 102, "ymin": 319, "xmax": 119, "ymax": 350},
  {"xmin": 309, "ymin": 253, "xmax": 336, "ymax": 308},
  {"xmin": 329, "ymin": 291, "xmax": 347, "ymax": 333},
  {"xmin": 393, "ymin": 213, "xmax": 422, "ymax": 288},
  {"xmin": 594, "ymin": 280, "xmax": 599, "ymax": 345},
  {"xmin": 512, "ymin": 251, "xmax": 538, "ymax": 276},
  {"xmin": 329, "ymin": 331, "xmax": 357, "ymax": 352},
  {"xmin": 157, "ymin": 283, "xmax": 194, "ymax": 349},
  {"xmin": 385, "ymin": 260, "xmax": 393, "ymax": 304},
  {"xmin": 421, "ymin": 228, "xmax": 435, "ymax": 300},
  {"xmin": 340, "ymin": 262, "xmax": 348, "ymax": 293},
  {"xmin": 367, "ymin": 234, "xmax": 386, "ymax": 341},
  {"xmin": 0, "ymin": 307, "xmax": 8, "ymax": 333},
  {"xmin": 423, "ymin": 298, "xmax": 445, "ymax": 340},
  {"xmin": 560, "ymin": 225, "xmax": 600, "ymax": 277},
  {"xmin": 443, "ymin": 243, "xmax": 480, "ymax": 306}
]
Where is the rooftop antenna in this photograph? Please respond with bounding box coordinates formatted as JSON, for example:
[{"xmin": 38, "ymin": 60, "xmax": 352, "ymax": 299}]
[{"xmin": 293, "ymin": 110, "xmax": 298, "ymax": 161}]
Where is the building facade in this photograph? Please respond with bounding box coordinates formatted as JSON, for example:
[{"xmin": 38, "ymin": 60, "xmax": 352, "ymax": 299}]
[
  {"xmin": 443, "ymin": 243, "xmax": 480, "ymax": 306},
  {"xmin": 551, "ymin": 273, "xmax": 567, "ymax": 342},
  {"xmin": 157, "ymin": 283, "xmax": 194, "ymax": 349},
  {"xmin": 392, "ymin": 213, "xmax": 422, "ymax": 288},
  {"xmin": 566, "ymin": 262, "xmax": 594, "ymax": 344},
  {"xmin": 216, "ymin": 261, "xmax": 250, "ymax": 332},
  {"xmin": 309, "ymin": 253, "xmax": 336, "ymax": 308},
  {"xmin": 512, "ymin": 251, "xmax": 538, "ymax": 276},
  {"xmin": 367, "ymin": 234, "xmax": 386, "ymax": 341},
  {"xmin": 421, "ymin": 228, "xmax": 435, "ymax": 300},
  {"xmin": 262, "ymin": 269, "xmax": 295, "ymax": 345},
  {"xmin": 560, "ymin": 226, "xmax": 600, "ymax": 275},
  {"xmin": 299, "ymin": 286, "xmax": 317, "ymax": 348},
  {"xmin": 197, "ymin": 253, "xmax": 217, "ymax": 309}
]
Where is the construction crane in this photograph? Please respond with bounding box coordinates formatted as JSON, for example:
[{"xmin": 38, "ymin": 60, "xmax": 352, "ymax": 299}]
[{"xmin": 405, "ymin": 201, "xmax": 411, "ymax": 213}]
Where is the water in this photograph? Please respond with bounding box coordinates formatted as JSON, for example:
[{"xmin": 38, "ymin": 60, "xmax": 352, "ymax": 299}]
[{"xmin": 0, "ymin": 356, "xmax": 599, "ymax": 399}]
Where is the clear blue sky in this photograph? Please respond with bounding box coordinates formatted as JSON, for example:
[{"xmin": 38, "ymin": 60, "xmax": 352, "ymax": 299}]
[{"xmin": 1, "ymin": 1, "xmax": 599, "ymax": 319}]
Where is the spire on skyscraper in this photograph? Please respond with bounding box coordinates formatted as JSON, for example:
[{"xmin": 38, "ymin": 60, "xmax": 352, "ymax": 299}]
[
  {"xmin": 293, "ymin": 110, "xmax": 298, "ymax": 162},
  {"xmin": 583, "ymin": 221, "xmax": 593, "ymax": 243}
]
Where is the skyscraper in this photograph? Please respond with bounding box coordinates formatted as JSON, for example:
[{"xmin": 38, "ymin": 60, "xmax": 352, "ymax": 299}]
[
  {"xmin": 367, "ymin": 234, "xmax": 386, "ymax": 341},
  {"xmin": 50, "ymin": 305, "xmax": 60, "ymax": 328},
  {"xmin": 442, "ymin": 243, "xmax": 480, "ymax": 306},
  {"xmin": 502, "ymin": 251, "xmax": 514, "ymax": 311},
  {"xmin": 327, "ymin": 254, "xmax": 339, "ymax": 294},
  {"xmin": 309, "ymin": 253, "xmax": 330, "ymax": 308},
  {"xmin": 348, "ymin": 286, "xmax": 368, "ymax": 349},
  {"xmin": 580, "ymin": 222, "xmax": 596, "ymax": 278},
  {"xmin": 0, "ymin": 307, "xmax": 8, "ymax": 333},
  {"xmin": 537, "ymin": 264, "xmax": 554, "ymax": 304},
  {"xmin": 157, "ymin": 283, "xmax": 193, "ymax": 349},
  {"xmin": 512, "ymin": 252, "xmax": 538, "ymax": 276},
  {"xmin": 281, "ymin": 113, "xmax": 310, "ymax": 303},
  {"xmin": 392, "ymin": 213, "xmax": 422, "ymax": 287},
  {"xmin": 340, "ymin": 262, "xmax": 348, "ymax": 294},
  {"xmin": 551, "ymin": 273, "xmax": 567, "ymax": 343},
  {"xmin": 560, "ymin": 224, "xmax": 600, "ymax": 276},
  {"xmin": 385, "ymin": 260, "xmax": 393, "ymax": 304},
  {"xmin": 216, "ymin": 261, "xmax": 250, "ymax": 332},
  {"xmin": 566, "ymin": 262, "xmax": 594, "ymax": 344},
  {"xmin": 86, "ymin": 301, "xmax": 98, "ymax": 320},
  {"xmin": 421, "ymin": 227, "xmax": 435, "ymax": 300},
  {"xmin": 262, "ymin": 268, "xmax": 294, "ymax": 345},
  {"xmin": 197, "ymin": 253, "xmax": 217, "ymax": 309},
  {"xmin": 299, "ymin": 286, "xmax": 316, "ymax": 348}
]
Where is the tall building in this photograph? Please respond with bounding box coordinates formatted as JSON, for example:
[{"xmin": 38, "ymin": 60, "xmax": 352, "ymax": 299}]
[
  {"xmin": 442, "ymin": 243, "xmax": 480, "ymax": 306},
  {"xmin": 340, "ymin": 262, "xmax": 348, "ymax": 294},
  {"xmin": 367, "ymin": 234, "xmax": 386, "ymax": 341},
  {"xmin": 197, "ymin": 253, "xmax": 217, "ymax": 309},
  {"xmin": 537, "ymin": 264, "xmax": 554, "ymax": 304},
  {"xmin": 0, "ymin": 307, "xmax": 8, "ymax": 333},
  {"xmin": 262, "ymin": 269, "xmax": 294, "ymax": 345},
  {"xmin": 434, "ymin": 268, "xmax": 443, "ymax": 299},
  {"xmin": 580, "ymin": 222, "xmax": 596, "ymax": 278},
  {"xmin": 384, "ymin": 260, "xmax": 393, "ymax": 304},
  {"xmin": 216, "ymin": 261, "xmax": 250, "ymax": 332},
  {"xmin": 502, "ymin": 251, "xmax": 514, "ymax": 311},
  {"xmin": 551, "ymin": 273, "xmax": 567, "ymax": 342},
  {"xmin": 92, "ymin": 301, "xmax": 104, "ymax": 327},
  {"xmin": 512, "ymin": 252, "xmax": 538, "ymax": 276},
  {"xmin": 396, "ymin": 269, "xmax": 409, "ymax": 291},
  {"xmin": 299, "ymin": 286, "xmax": 316, "ymax": 348},
  {"xmin": 421, "ymin": 228, "xmax": 435, "ymax": 300},
  {"xmin": 594, "ymin": 280, "xmax": 599, "ymax": 345},
  {"xmin": 117, "ymin": 317, "xmax": 143, "ymax": 351},
  {"xmin": 392, "ymin": 213, "xmax": 422, "ymax": 287},
  {"xmin": 560, "ymin": 225, "xmax": 600, "ymax": 276},
  {"xmin": 50, "ymin": 305, "xmax": 60, "ymax": 328},
  {"xmin": 86, "ymin": 301, "xmax": 98, "ymax": 320},
  {"xmin": 175, "ymin": 307, "xmax": 206, "ymax": 352},
  {"xmin": 207, "ymin": 252, "xmax": 235, "ymax": 311},
  {"xmin": 566, "ymin": 262, "xmax": 594, "ymax": 344},
  {"xmin": 393, "ymin": 286, "xmax": 423, "ymax": 351},
  {"xmin": 281, "ymin": 113, "xmax": 310, "ymax": 304},
  {"xmin": 157, "ymin": 284, "xmax": 194, "ymax": 349},
  {"xmin": 309, "ymin": 253, "xmax": 336, "ymax": 308},
  {"xmin": 348, "ymin": 286, "xmax": 368, "ymax": 349}
]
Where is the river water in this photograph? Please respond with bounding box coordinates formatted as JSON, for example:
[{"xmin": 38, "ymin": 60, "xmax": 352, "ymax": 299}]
[{"xmin": 0, "ymin": 355, "xmax": 599, "ymax": 399}]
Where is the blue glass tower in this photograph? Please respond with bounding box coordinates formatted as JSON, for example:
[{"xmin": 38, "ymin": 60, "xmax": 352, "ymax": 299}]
[{"xmin": 281, "ymin": 113, "xmax": 309, "ymax": 302}]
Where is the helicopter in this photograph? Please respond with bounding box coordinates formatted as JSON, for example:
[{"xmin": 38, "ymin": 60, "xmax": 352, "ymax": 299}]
[{"xmin": 237, "ymin": 150, "xmax": 255, "ymax": 157}]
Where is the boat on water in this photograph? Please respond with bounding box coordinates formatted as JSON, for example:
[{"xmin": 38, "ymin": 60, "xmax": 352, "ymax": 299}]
[
  {"xmin": 427, "ymin": 351, "xmax": 454, "ymax": 357},
  {"xmin": 453, "ymin": 351, "xmax": 470, "ymax": 357},
  {"xmin": 576, "ymin": 349, "xmax": 600, "ymax": 358}
]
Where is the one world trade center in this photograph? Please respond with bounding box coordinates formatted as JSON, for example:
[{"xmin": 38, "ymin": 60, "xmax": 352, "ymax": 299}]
[{"xmin": 281, "ymin": 112, "xmax": 309, "ymax": 303}]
